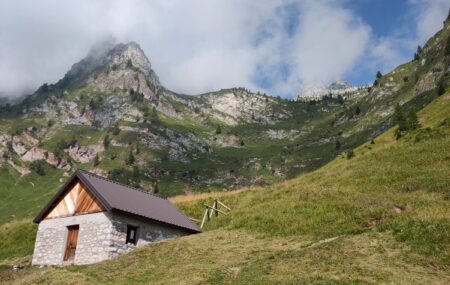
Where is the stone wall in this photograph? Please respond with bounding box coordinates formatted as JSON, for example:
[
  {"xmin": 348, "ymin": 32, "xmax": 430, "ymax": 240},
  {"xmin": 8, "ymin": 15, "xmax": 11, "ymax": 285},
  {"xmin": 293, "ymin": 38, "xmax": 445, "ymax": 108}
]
[
  {"xmin": 32, "ymin": 212, "xmax": 113, "ymax": 265},
  {"xmin": 108, "ymin": 212, "xmax": 190, "ymax": 257},
  {"xmin": 32, "ymin": 211, "xmax": 192, "ymax": 265}
]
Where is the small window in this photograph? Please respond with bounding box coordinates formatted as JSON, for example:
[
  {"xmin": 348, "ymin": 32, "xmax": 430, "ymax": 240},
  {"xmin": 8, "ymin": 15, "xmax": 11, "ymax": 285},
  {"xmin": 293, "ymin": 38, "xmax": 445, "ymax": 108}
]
[{"xmin": 126, "ymin": 225, "xmax": 138, "ymax": 245}]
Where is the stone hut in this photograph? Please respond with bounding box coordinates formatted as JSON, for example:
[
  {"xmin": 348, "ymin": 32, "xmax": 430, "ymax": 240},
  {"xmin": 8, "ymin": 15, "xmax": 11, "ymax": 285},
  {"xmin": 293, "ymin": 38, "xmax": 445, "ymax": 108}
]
[{"xmin": 32, "ymin": 170, "xmax": 201, "ymax": 265}]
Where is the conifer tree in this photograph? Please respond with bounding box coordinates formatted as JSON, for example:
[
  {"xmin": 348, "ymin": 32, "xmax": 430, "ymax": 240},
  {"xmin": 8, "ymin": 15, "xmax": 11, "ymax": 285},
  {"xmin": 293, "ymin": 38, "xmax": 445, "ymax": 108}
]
[
  {"xmin": 406, "ymin": 110, "xmax": 420, "ymax": 130},
  {"xmin": 335, "ymin": 140, "xmax": 341, "ymax": 149},
  {"xmin": 376, "ymin": 71, "xmax": 382, "ymax": 79},
  {"xmin": 103, "ymin": 135, "xmax": 110, "ymax": 148},
  {"xmin": 93, "ymin": 154, "xmax": 100, "ymax": 166},
  {"xmin": 126, "ymin": 150, "xmax": 135, "ymax": 165}
]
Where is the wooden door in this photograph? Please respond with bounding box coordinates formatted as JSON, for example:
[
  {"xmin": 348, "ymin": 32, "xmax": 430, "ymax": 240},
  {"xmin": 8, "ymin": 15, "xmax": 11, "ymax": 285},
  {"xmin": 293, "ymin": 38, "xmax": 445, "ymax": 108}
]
[{"xmin": 64, "ymin": 225, "xmax": 79, "ymax": 261}]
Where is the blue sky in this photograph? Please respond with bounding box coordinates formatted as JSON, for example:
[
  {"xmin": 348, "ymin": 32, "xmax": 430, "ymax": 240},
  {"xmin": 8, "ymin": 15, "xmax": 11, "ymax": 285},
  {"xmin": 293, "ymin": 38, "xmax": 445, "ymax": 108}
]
[
  {"xmin": 344, "ymin": 0, "xmax": 423, "ymax": 86},
  {"xmin": 0, "ymin": 0, "xmax": 449, "ymax": 98}
]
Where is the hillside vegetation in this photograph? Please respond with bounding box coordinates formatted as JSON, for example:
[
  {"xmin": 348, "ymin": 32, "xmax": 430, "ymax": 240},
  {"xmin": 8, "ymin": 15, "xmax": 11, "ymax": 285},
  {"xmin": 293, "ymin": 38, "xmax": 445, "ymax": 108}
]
[{"xmin": 1, "ymin": 89, "xmax": 449, "ymax": 285}]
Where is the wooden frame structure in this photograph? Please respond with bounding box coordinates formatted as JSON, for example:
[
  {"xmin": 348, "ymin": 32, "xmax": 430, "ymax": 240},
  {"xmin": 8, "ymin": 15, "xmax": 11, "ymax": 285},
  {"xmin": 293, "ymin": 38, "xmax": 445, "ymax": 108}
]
[{"xmin": 200, "ymin": 199, "xmax": 231, "ymax": 228}]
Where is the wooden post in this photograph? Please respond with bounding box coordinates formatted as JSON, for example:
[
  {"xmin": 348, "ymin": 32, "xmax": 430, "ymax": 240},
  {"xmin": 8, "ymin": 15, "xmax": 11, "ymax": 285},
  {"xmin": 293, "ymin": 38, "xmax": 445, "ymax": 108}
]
[
  {"xmin": 204, "ymin": 204, "xmax": 227, "ymax": 215},
  {"xmin": 214, "ymin": 199, "xmax": 219, "ymax": 217},
  {"xmin": 217, "ymin": 200, "xmax": 231, "ymax": 211},
  {"xmin": 200, "ymin": 207, "xmax": 209, "ymax": 229},
  {"xmin": 199, "ymin": 199, "xmax": 231, "ymax": 228},
  {"xmin": 189, "ymin": 217, "xmax": 201, "ymax": 223}
]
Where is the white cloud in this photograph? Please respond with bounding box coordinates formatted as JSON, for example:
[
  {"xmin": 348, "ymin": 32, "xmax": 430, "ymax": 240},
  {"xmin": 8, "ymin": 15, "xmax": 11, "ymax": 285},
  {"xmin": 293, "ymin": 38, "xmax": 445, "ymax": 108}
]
[
  {"xmin": 1, "ymin": 0, "xmax": 448, "ymax": 99},
  {"xmin": 345, "ymin": 0, "xmax": 450, "ymax": 86},
  {"xmin": 413, "ymin": 0, "xmax": 450, "ymax": 43},
  {"xmin": 283, "ymin": 1, "xmax": 371, "ymax": 95}
]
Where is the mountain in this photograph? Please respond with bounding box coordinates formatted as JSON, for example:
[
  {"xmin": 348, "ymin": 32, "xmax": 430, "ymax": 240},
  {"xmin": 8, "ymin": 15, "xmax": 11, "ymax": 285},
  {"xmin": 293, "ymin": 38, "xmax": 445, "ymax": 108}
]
[
  {"xmin": 0, "ymin": 9, "xmax": 450, "ymax": 285},
  {"xmin": 295, "ymin": 80, "xmax": 367, "ymax": 101},
  {"xmin": 0, "ymin": 13, "xmax": 450, "ymax": 221},
  {"xmin": 0, "ymin": 43, "xmax": 368, "ymax": 201},
  {"xmin": 2, "ymin": 62, "xmax": 449, "ymax": 285}
]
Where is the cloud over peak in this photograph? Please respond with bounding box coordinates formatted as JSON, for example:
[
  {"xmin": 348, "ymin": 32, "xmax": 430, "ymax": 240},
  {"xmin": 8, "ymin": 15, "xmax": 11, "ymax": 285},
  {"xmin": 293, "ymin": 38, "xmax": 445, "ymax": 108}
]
[{"xmin": 0, "ymin": 0, "xmax": 449, "ymax": 98}]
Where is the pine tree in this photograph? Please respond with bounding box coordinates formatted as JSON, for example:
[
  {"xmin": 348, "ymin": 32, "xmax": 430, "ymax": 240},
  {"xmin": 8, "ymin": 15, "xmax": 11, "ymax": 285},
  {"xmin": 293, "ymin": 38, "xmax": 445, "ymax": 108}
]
[
  {"xmin": 150, "ymin": 106, "xmax": 159, "ymax": 124},
  {"xmin": 135, "ymin": 144, "xmax": 140, "ymax": 155},
  {"xmin": 335, "ymin": 140, "xmax": 341, "ymax": 149},
  {"xmin": 406, "ymin": 110, "xmax": 420, "ymax": 130},
  {"xmin": 89, "ymin": 98, "xmax": 97, "ymax": 110},
  {"xmin": 126, "ymin": 150, "xmax": 135, "ymax": 165},
  {"xmin": 103, "ymin": 135, "xmax": 110, "ymax": 148},
  {"xmin": 93, "ymin": 154, "xmax": 100, "ymax": 166},
  {"xmin": 393, "ymin": 104, "xmax": 407, "ymax": 131},
  {"xmin": 438, "ymin": 80, "xmax": 446, "ymax": 96},
  {"xmin": 376, "ymin": 71, "xmax": 382, "ymax": 79},
  {"xmin": 216, "ymin": 126, "xmax": 222, "ymax": 135}
]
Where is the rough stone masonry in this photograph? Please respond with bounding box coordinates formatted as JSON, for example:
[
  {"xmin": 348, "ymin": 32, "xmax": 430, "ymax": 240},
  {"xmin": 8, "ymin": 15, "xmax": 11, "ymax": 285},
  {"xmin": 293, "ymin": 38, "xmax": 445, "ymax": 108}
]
[{"xmin": 32, "ymin": 212, "xmax": 188, "ymax": 265}]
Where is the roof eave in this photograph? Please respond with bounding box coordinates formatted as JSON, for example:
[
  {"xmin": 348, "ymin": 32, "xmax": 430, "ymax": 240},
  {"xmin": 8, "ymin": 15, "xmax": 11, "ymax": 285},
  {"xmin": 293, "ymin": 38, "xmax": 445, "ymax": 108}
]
[{"xmin": 110, "ymin": 208, "xmax": 202, "ymax": 234}]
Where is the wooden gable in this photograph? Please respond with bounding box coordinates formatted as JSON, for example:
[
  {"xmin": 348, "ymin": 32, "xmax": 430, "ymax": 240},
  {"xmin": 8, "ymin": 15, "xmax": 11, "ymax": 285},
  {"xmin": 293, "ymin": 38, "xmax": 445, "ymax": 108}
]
[{"xmin": 44, "ymin": 180, "xmax": 105, "ymax": 220}]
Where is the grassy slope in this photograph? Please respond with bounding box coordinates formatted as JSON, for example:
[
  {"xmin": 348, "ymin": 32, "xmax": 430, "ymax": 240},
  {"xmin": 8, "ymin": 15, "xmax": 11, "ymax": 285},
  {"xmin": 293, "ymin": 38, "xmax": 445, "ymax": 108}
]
[{"xmin": 1, "ymin": 92, "xmax": 448, "ymax": 284}]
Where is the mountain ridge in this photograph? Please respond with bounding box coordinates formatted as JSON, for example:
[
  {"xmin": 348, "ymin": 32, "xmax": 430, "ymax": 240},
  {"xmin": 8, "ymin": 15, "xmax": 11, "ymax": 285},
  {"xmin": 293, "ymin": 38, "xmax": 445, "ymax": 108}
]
[{"xmin": 0, "ymin": 16, "xmax": 449, "ymax": 205}]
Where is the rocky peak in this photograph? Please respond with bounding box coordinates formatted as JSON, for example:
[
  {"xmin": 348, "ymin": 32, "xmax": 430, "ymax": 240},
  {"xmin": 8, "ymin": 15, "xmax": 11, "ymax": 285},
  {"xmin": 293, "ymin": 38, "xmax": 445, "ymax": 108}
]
[
  {"xmin": 64, "ymin": 41, "xmax": 160, "ymax": 87},
  {"xmin": 328, "ymin": 80, "xmax": 351, "ymax": 90},
  {"xmin": 106, "ymin": 42, "xmax": 153, "ymax": 75},
  {"xmin": 296, "ymin": 80, "xmax": 361, "ymax": 101}
]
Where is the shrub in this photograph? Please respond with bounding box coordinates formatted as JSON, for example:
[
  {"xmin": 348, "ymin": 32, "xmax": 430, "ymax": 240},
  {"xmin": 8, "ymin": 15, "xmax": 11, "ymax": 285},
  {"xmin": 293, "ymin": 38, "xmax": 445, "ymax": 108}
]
[
  {"xmin": 6, "ymin": 141, "xmax": 13, "ymax": 153},
  {"xmin": 127, "ymin": 59, "xmax": 133, "ymax": 69},
  {"xmin": 89, "ymin": 98, "xmax": 98, "ymax": 110},
  {"xmin": 346, "ymin": 150, "xmax": 355, "ymax": 160},
  {"xmin": 103, "ymin": 135, "xmax": 110, "ymax": 148},
  {"xmin": 111, "ymin": 123, "xmax": 120, "ymax": 135},
  {"xmin": 130, "ymin": 89, "xmax": 144, "ymax": 102},
  {"xmin": 150, "ymin": 107, "xmax": 159, "ymax": 124},
  {"xmin": 30, "ymin": 160, "xmax": 46, "ymax": 176}
]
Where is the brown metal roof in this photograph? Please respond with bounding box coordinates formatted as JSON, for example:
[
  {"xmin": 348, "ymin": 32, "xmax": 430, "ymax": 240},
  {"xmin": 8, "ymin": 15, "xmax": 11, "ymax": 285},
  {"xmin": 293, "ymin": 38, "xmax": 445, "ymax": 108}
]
[{"xmin": 34, "ymin": 170, "xmax": 201, "ymax": 233}]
